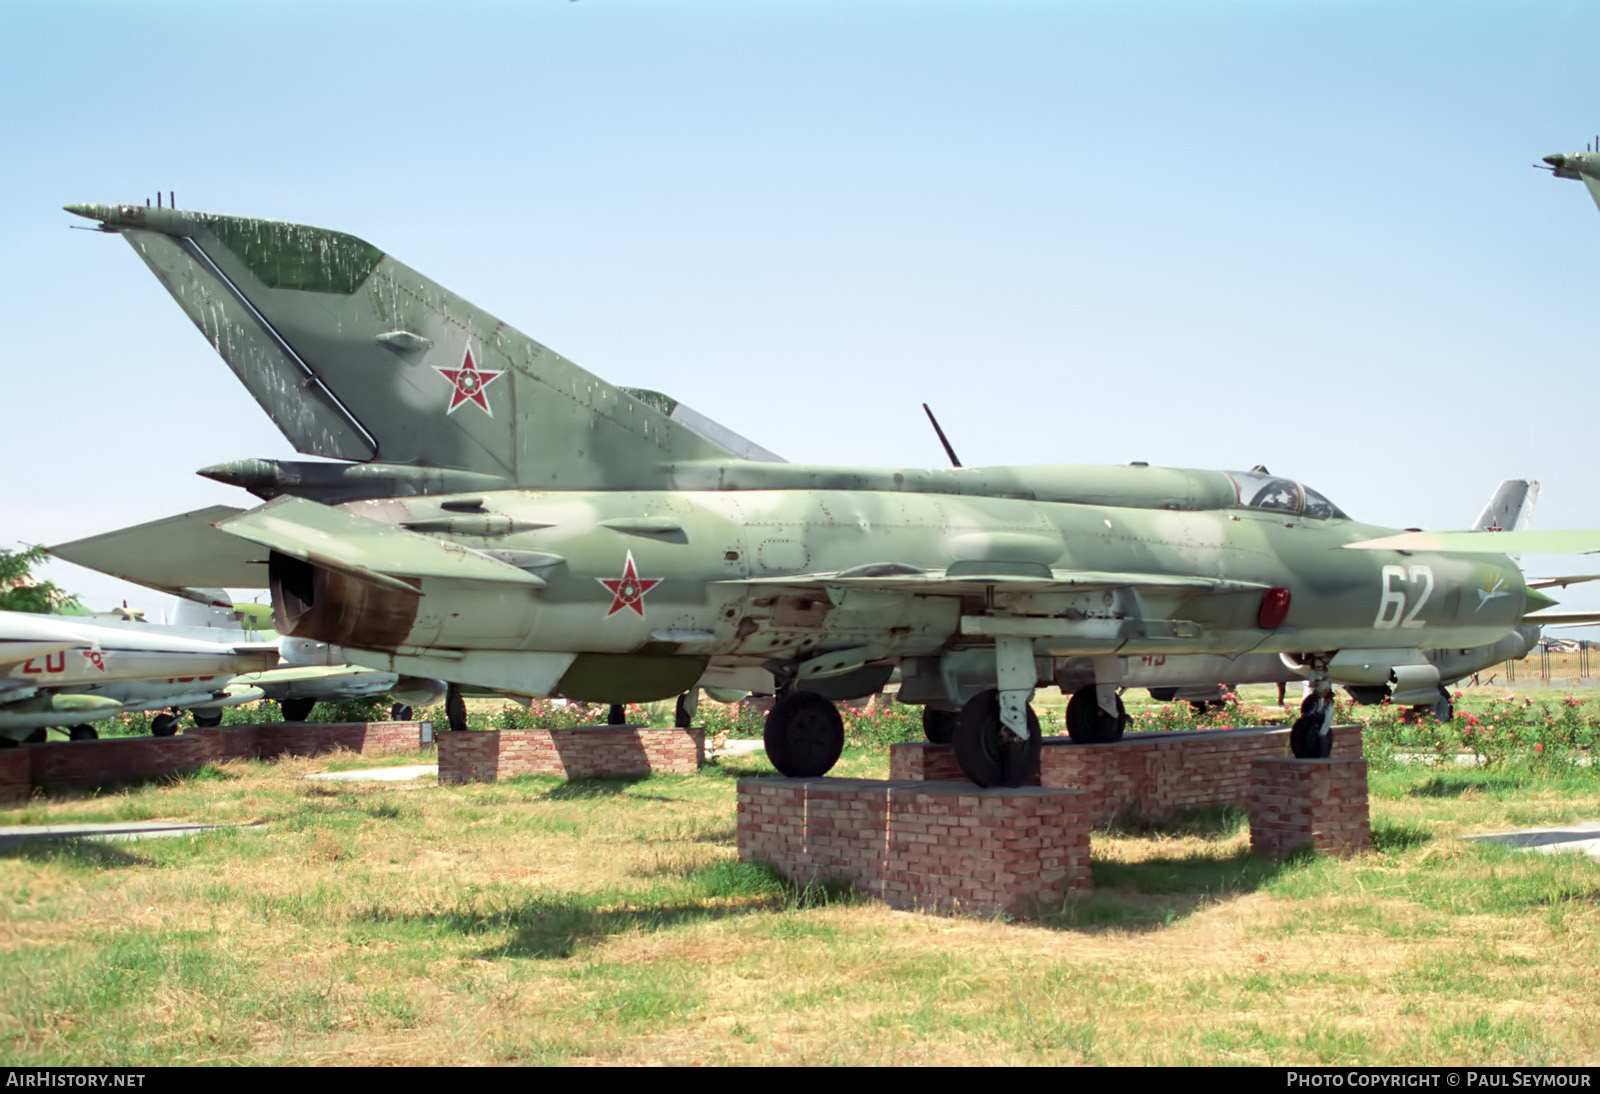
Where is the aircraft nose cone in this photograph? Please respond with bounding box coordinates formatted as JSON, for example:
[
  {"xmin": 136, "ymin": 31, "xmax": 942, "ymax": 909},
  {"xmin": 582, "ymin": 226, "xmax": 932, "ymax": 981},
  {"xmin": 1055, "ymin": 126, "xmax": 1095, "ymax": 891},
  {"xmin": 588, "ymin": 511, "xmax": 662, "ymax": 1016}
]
[
  {"xmin": 1524, "ymin": 587, "xmax": 1559, "ymax": 615},
  {"xmin": 63, "ymin": 202, "xmax": 111, "ymax": 220}
]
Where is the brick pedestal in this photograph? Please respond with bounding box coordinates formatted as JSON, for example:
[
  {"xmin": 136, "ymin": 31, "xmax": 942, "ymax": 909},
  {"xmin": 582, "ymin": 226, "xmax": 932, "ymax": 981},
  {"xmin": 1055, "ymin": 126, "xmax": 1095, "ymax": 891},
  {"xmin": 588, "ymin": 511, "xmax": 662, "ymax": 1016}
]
[
  {"xmin": 189, "ymin": 720, "xmax": 433, "ymax": 760},
  {"xmin": 1248, "ymin": 758, "xmax": 1371, "ymax": 857},
  {"xmin": 736, "ymin": 776, "xmax": 1092, "ymax": 917},
  {"xmin": 891, "ymin": 724, "xmax": 1363, "ymax": 826},
  {"xmin": 436, "ymin": 726, "xmax": 705, "ymax": 784},
  {"xmin": 9, "ymin": 721, "xmax": 431, "ymax": 794},
  {"xmin": 0, "ymin": 749, "xmax": 31, "ymax": 806},
  {"xmin": 887, "ymin": 741, "xmax": 967, "ymax": 782}
]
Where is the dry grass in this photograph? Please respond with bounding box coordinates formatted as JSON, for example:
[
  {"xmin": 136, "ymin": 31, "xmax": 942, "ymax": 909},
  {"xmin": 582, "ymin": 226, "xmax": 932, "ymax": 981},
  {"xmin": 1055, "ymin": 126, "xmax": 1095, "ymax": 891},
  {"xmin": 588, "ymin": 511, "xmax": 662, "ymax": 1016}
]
[{"xmin": 1, "ymin": 748, "xmax": 1599, "ymax": 1066}]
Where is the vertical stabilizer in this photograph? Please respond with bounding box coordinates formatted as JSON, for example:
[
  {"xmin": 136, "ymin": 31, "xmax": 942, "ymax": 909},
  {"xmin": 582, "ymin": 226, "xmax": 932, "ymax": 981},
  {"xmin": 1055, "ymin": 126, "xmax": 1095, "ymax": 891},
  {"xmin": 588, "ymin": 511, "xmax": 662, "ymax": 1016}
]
[
  {"xmin": 65, "ymin": 203, "xmax": 735, "ymax": 489},
  {"xmin": 1472, "ymin": 478, "xmax": 1539, "ymax": 533}
]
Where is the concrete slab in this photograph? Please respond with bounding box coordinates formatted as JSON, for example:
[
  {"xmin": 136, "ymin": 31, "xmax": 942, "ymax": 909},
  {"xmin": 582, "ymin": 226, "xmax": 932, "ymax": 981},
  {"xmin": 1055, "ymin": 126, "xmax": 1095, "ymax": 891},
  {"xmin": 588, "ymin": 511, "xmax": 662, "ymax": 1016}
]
[
  {"xmin": 1466, "ymin": 821, "xmax": 1600, "ymax": 859},
  {"xmin": 712, "ymin": 739, "xmax": 764, "ymax": 757},
  {"xmin": 0, "ymin": 821, "xmax": 251, "ymax": 847},
  {"xmin": 304, "ymin": 764, "xmax": 437, "ymax": 783}
]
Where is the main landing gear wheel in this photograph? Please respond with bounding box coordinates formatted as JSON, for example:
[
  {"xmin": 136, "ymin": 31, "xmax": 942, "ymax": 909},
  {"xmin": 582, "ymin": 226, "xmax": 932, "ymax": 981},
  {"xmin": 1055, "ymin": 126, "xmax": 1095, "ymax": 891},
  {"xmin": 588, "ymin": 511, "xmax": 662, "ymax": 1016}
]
[
  {"xmin": 68, "ymin": 725, "xmax": 99, "ymax": 742},
  {"xmin": 150, "ymin": 713, "xmax": 179, "ymax": 737},
  {"xmin": 191, "ymin": 709, "xmax": 222, "ymax": 728},
  {"xmin": 921, "ymin": 706, "xmax": 957, "ymax": 745},
  {"xmin": 1065, "ymin": 685, "xmax": 1129, "ymax": 744},
  {"xmin": 444, "ymin": 684, "xmax": 467, "ymax": 733},
  {"xmin": 389, "ymin": 703, "xmax": 414, "ymax": 722},
  {"xmin": 1290, "ymin": 696, "xmax": 1334, "ymax": 759},
  {"xmin": 23, "ymin": 728, "xmax": 47, "ymax": 744},
  {"xmin": 607, "ymin": 703, "xmax": 627, "ymax": 726},
  {"xmin": 1415, "ymin": 686, "xmax": 1453, "ymax": 723},
  {"xmin": 763, "ymin": 691, "xmax": 845, "ymax": 778},
  {"xmin": 674, "ymin": 691, "xmax": 698, "ymax": 729},
  {"xmin": 952, "ymin": 689, "xmax": 1042, "ymax": 788}
]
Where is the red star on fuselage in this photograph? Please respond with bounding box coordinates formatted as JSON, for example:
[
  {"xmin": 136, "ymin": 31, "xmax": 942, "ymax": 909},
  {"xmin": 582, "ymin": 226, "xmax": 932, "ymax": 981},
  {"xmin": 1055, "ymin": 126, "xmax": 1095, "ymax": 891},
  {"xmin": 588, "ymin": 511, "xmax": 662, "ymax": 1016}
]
[
  {"xmin": 434, "ymin": 345, "xmax": 505, "ymax": 415},
  {"xmin": 597, "ymin": 551, "xmax": 662, "ymax": 617}
]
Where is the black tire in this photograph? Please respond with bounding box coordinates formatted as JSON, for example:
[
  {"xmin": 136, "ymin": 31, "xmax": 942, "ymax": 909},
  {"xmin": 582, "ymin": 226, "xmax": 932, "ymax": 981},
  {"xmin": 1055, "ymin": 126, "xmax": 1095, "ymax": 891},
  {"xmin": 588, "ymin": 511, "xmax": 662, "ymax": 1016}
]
[
  {"xmin": 674, "ymin": 692, "xmax": 696, "ymax": 729},
  {"xmin": 607, "ymin": 703, "xmax": 627, "ymax": 726},
  {"xmin": 1065, "ymin": 685, "xmax": 1128, "ymax": 744},
  {"xmin": 150, "ymin": 713, "xmax": 179, "ymax": 737},
  {"xmin": 279, "ymin": 698, "xmax": 316, "ymax": 723},
  {"xmin": 1421, "ymin": 687, "xmax": 1453, "ymax": 722},
  {"xmin": 1290, "ymin": 704, "xmax": 1333, "ymax": 759},
  {"xmin": 445, "ymin": 684, "xmax": 467, "ymax": 733},
  {"xmin": 952, "ymin": 689, "xmax": 1042, "ymax": 788},
  {"xmin": 23, "ymin": 728, "xmax": 47, "ymax": 744},
  {"xmin": 921, "ymin": 706, "xmax": 957, "ymax": 745},
  {"xmin": 763, "ymin": 691, "xmax": 845, "ymax": 778},
  {"xmin": 389, "ymin": 703, "xmax": 414, "ymax": 722},
  {"xmin": 68, "ymin": 724, "xmax": 99, "ymax": 742},
  {"xmin": 191, "ymin": 709, "xmax": 222, "ymax": 728}
]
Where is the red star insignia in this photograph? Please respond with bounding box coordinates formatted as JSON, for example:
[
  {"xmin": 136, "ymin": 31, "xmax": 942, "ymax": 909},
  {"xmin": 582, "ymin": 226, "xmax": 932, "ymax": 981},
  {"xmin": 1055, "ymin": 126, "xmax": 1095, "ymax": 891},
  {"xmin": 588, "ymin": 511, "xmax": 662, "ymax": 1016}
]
[
  {"xmin": 597, "ymin": 551, "xmax": 662, "ymax": 617},
  {"xmin": 1485, "ymin": 521, "xmax": 1503, "ymax": 532},
  {"xmin": 82, "ymin": 650, "xmax": 106, "ymax": 672},
  {"xmin": 434, "ymin": 345, "xmax": 505, "ymax": 415}
]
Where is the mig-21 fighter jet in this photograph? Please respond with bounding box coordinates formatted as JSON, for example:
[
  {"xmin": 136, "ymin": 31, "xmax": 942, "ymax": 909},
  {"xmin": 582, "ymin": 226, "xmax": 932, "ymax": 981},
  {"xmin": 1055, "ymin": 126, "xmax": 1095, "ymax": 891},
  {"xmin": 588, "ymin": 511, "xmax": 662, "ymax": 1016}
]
[{"xmin": 51, "ymin": 202, "xmax": 1591, "ymax": 786}]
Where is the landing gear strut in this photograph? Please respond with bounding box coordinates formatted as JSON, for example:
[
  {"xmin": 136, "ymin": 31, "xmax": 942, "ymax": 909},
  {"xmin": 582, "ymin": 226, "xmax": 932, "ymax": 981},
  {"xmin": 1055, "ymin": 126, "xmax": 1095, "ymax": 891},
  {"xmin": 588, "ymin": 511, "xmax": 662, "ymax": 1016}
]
[
  {"xmin": 1290, "ymin": 655, "xmax": 1335, "ymax": 759},
  {"xmin": 674, "ymin": 691, "xmax": 698, "ymax": 729},
  {"xmin": 763, "ymin": 690, "xmax": 844, "ymax": 778}
]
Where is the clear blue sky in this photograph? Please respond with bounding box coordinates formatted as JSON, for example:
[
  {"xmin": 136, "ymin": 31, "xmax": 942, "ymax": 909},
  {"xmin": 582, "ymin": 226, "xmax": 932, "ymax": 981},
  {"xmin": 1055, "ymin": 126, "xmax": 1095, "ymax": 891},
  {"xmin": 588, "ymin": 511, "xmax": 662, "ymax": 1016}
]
[{"xmin": 4, "ymin": 0, "xmax": 1599, "ymax": 626}]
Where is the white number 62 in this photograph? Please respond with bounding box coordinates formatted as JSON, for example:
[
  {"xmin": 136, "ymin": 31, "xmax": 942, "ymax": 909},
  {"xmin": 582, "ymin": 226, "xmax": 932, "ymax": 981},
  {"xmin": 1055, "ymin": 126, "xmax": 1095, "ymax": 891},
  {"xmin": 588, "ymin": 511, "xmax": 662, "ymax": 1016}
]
[{"xmin": 1375, "ymin": 564, "xmax": 1434, "ymax": 630}]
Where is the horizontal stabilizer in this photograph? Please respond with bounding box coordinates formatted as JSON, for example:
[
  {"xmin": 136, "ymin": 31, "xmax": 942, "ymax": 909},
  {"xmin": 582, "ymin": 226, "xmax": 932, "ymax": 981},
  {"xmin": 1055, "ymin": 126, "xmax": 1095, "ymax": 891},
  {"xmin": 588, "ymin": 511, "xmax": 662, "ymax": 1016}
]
[
  {"xmin": 1345, "ymin": 530, "xmax": 1600, "ymax": 554},
  {"xmin": 1527, "ymin": 574, "xmax": 1600, "ymax": 590},
  {"xmin": 1524, "ymin": 610, "xmax": 1600, "ymax": 627},
  {"xmin": 215, "ymin": 497, "xmax": 546, "ymax": 588},
  {"xmin": 49, "ymin": 506, "xmax": 266, "ymax": 594}
]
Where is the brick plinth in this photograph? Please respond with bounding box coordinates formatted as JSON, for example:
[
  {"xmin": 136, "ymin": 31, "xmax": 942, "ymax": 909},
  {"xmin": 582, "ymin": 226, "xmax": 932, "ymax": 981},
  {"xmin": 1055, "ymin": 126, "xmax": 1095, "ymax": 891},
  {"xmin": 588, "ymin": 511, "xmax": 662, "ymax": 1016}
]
[
  {"xmin": 893, "ymin": 724, "xmax": 1363, "ymax": 826},
  {"xmin": 27, "ymin": 733, "xmax": 216, "ymax": 790},
  {"xmin": 1249, "ymin": 758, "xmax": 1371, "ymax": 857},
  {"xmin": 436, "ymin": 726, "xmax": 704, "ymax": 784},
  {"xmin": 10, "ymin": 721, "xmax": 431, "ymax": 796},
  {"xmin": 887, "ymin": 742, "xmax": 967, "ymax": 782},
  {"xmin": 0, "ymin": 749, "xmax": 31, "ymax": 806},
  {"xmin": 736, "ymin": 776, "xmax": 1092, "ymax": 917}
]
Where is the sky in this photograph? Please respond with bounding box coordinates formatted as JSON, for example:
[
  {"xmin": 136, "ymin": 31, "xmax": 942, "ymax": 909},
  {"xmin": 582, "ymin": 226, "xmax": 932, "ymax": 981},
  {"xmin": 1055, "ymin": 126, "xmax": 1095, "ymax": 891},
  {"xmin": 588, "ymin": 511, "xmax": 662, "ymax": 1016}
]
[{"xmin": 3, "ymin": 0, "xmax": 1600, "ymax": 630}]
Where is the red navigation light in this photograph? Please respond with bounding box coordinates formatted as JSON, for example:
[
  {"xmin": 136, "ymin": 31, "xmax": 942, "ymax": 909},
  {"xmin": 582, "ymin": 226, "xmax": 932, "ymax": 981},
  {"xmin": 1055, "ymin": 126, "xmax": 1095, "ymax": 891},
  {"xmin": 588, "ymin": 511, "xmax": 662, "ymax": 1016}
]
[{"xmin": 1258, "ymin": 587, "xmax": 1291, "ymax": 629}]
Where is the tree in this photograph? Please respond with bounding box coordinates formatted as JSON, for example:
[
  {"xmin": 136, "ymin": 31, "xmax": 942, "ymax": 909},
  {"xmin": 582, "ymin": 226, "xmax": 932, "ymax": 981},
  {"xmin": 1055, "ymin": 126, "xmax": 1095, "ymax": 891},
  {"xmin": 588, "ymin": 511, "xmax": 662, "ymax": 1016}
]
[{"xmin": 0, "ymin": 547, "xmax": 74, "ymax": 614}]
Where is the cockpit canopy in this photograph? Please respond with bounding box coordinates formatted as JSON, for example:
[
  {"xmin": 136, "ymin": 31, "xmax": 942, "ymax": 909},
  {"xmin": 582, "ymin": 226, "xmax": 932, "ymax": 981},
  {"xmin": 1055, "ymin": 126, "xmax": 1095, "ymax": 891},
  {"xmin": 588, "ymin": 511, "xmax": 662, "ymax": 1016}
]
[{"xmin": 1225, "ymin": 471, "xmax": 1347, "ymax": 520}]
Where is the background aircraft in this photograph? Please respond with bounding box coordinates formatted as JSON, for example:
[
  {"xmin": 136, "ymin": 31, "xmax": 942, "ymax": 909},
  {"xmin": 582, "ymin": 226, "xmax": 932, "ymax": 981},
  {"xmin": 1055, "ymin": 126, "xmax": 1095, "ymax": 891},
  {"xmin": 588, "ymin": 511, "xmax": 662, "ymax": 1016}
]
[
  {"xmin": 0, "ymin": 592, "xmax": 444, "ymax": 742},
  {"xmin": 49, "ymin": 204, "xmax": 1588, "ymax": 787}
]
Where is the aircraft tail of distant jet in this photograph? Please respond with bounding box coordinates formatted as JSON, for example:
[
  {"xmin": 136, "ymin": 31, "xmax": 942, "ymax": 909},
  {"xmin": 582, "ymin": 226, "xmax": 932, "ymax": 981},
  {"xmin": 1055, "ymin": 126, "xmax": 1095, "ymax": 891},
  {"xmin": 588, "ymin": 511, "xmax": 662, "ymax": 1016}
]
[
  {"xmin": 1540, "ymin": 146, "xmax": 1600, "ymax": 212},
  {"xmin": 64, "ymin": 203, "xmax": 777, "ymax": 493},
  {"xmin": 1471, "ymin": 478, "xmax": 1538, "ymax": 533}
]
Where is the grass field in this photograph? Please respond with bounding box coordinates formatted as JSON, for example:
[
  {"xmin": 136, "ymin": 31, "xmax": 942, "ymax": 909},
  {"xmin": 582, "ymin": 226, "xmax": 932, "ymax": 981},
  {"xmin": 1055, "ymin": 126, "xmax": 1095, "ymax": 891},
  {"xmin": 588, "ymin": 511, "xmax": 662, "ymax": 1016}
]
[{"xmin": 2, "ymin": 737, "xmax": 1599, "ymax": 1066}]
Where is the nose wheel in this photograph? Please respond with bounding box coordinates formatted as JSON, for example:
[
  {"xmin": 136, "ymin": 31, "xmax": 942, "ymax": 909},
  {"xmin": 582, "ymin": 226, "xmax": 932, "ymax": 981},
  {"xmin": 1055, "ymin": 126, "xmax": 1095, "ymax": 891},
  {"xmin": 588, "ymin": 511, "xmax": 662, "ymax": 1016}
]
[
  {"xmin": 952, "ymin": 689, "xmax": 1041, "ymax": 788},
  {"xmin": 1290, "ymin": 696, "xmax": 1334, "ymax": 758}
]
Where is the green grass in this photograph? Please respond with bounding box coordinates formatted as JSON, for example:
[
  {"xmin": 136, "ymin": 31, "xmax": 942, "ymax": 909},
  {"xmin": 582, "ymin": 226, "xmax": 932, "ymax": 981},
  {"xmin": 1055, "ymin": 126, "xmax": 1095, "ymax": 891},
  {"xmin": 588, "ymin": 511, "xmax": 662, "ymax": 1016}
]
[{"xmin": 1, "ymin": 747, "xmax": 1598, "ymax": 1064}]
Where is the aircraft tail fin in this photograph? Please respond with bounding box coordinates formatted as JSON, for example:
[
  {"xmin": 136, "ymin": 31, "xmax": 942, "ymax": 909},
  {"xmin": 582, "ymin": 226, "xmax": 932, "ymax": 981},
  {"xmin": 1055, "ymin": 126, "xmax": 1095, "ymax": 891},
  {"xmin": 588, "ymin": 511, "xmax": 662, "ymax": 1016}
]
[
  {"xmin": 65, "ymin": 203, "xmax": 738, "ymax": 489},
  {"xmin": 172, "ymin": 589, "xmax": 243, "ymax": 630},
  {"xmin": 1472, "ymin": 478, "xmax": 1539, "ymax": 533},
  {"xmin": 1469, "ymin": 479, "xmax": 1539, "ymax": 563}
]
